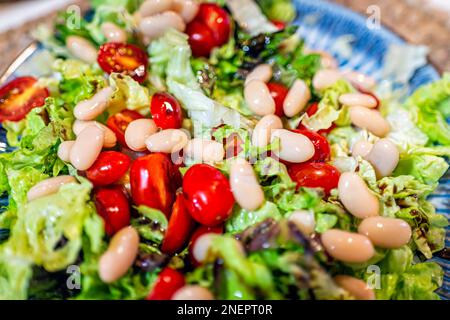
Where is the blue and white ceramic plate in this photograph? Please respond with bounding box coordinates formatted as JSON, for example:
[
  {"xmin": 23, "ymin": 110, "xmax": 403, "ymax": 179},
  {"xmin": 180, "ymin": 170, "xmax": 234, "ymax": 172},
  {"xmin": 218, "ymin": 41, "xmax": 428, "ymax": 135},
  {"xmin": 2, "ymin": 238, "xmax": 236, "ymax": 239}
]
[{"xmin": 0, "ymin": 0, "xmax": 448, "ymax": 299}]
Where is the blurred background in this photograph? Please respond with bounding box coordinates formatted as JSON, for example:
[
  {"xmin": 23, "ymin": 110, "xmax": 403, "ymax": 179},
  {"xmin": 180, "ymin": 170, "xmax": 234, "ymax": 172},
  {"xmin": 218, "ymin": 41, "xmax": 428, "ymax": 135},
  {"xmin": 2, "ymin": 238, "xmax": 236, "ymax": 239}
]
[{"xmin": 0, "ymin": 0, "xmax": 449, "ymax": 76}]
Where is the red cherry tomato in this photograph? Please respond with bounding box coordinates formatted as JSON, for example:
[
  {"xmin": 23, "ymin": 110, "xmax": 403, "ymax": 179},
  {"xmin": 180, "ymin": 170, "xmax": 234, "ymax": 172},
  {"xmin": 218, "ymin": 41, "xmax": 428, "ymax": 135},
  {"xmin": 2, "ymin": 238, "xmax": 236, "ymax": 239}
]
[
  {"xmin": 186, "ymin": 20, "xmax": 217, "ymax": 57},
  {"xmin": 267, "ymin": 82, "xmax": 289, "ymax": 117},
  {"xmin": 146, "ymin": 267, "xmax": 185, "ymax": 300},
  {"xmin": 291, "ymin": 129, "xmax": 331, "ymax": 162},
  {"xmin": 150, "ymin": 92, "xmax": 183, "ymax": 129},
  {"xmin": 94, "ymin": 186, "xmax": 130, "ymax": 236},
  {"xmin": 188, "ymin": 225, "xmax": 223, "ymax": 266},
  {"xmin": 130, "ymin": 153, "xmax": 179, "ymax": 217},
  {"xmin": 183, "ymin": 164, "xmax": 235, "ymax": 226},
  {"xmin": 297, "ymin": 102, "xmax": 336, "ymax": 136},
  {"xmin": 288, "ymin": 162, "xmax": 340, "ymax": 195},
  {"xmin": 86, "ymin": 151, "xmax": 130, "ymax": 186},
  {"xmin": 271, "ymin": 20, "xmax": 286, "ymax": 30},
  {"xmin": 97, "ymin": 42, "xmax": 148, "ymax": 83},
  {"xmin": 0, "ymin": 77, "xmax": 49, "ymax": 122},
  {"xmin": 106, "ymin": 109, "xmax": 144, "ymax": 146},
  {"xmin": 161, "ymin": 193, "xmax": 196, "ymax": 255}
]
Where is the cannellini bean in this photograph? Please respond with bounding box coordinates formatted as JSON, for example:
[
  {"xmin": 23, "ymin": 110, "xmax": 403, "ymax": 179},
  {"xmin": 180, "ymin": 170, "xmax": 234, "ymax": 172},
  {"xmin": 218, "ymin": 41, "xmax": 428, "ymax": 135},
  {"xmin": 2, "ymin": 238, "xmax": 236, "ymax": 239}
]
[
  {"xmin": 139, "ymin": 11, "xmax": 186, "ymax": 40},
  {"xmin": 365, "ymin": 138, "xmax": 399, "ymax": 178},
  {"xmin": 245, "ymin": 64, "xmax": 273, "ymax": 85},
  {"xmin": 288, "ymin": 210, "xmax": 315, "ymax": 235},
  {"xmin": 125, "ymin": 119, "xmax": 158, "ymax": 151},
  {"xmin": 192, "ymin": 233, "xmax": 218, "ymax": 263},
  {"xmin": 244, "ymin": 80, "xmax": 276, "ymax": 116},
  {"xmin": 339, "ymin": 93, "xmax": 378, "ymax": 108},
  {"xmin": 349, "ymin": 106, "xmax": 390, "ymax": 137},
  {"xmin": 57, "ymin": 141, "xmax": 75, "ymax": 162},
  {"xmin": 338, "ymin": 172, "xmax": 379, "ymax": 219},
  {"xmin": 73, "ymin": 120, "xmax": 117, "ymax": 148},
  {"xmin": 271, "ymin": 129, "xmax": 315, "ymax": 163},
  {"xmin": 139, "ymin": 0, "xmax": 173, "ymax": 17},
  {"xmin": 145, "ymin": 128, "xmax": 189, "ymax": 153},
  {"xmin": 173, "ymin": 0, "xmax": 199, "ymax": 23},
  {"xmin": 230, "ymin": 159, "xmax": 265, "ymax": 211},
  {"xmin": 74, "ymin": 87, "xmax": 114, "ymax": 121},
  {"xmin": 358, "ymin": 216, "xmax": 412, "ymax": 249},
  {"xmin": 252, "ymin": 114, "xmax": 283, "ymax": 148},
  {"xmin": 343, "ymin": 71, "xmax": 376, "ymax": 91},
  {"xmin": 172, "ymin": 285, "xmax": 214, "ymax": 300},
  {"xmin": 312, "ymin": 69, "xmax": 342, "ymax": 91},
  {"xmin": 27, "ymin": 175, "xmax": 76, "ymax": 202},
  {"xmin": 184, "ymin": 138, "xmax": 225, "ymax": 163},
  {"xmin": 101, "ymin": 22, "xmax": 127, "ymax": 43},
  {"xmin": 66, "ymin": 36, "xmax": 98, "ymax": 64},
  {"xmin": 351, "ymin": 140, "xmax": 373, "ymax": 158},
  {"xmin": 334, "ymin": 275, "xmax": 375, "ymax": 300},
  {"xmin": 283, "ymin": 79, "xmax": 311, "ymax": 117},
  {"xmin": 70, "ymin": 125, "xmax": 105, "ymax": 171},
  {"xmin": 321, "ymin": 229, "xmax": 375, "ymax": 263},
  {"xmin": 99, "ymin": 226, "xmax": 139, "ymax": 283}
]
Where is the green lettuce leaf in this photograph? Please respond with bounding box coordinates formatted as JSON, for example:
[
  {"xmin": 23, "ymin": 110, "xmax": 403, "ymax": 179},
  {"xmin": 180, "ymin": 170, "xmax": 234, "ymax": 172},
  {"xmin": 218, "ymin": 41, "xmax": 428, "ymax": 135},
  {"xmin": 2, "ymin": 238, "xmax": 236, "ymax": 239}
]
[
  {"xmin": 256, "ymin": 0, "xmax": 296, "ymax": 23},
  {"xmin": 131, "ymin": 205, "xmax": 168, "ymax": 244},
  {"xmin": 226, "ymin": 201, "xmax": 281, "ymax": 234},
  {"xmin": 109, "ymin": 73, "xmax": 150, "ymax": 113}
]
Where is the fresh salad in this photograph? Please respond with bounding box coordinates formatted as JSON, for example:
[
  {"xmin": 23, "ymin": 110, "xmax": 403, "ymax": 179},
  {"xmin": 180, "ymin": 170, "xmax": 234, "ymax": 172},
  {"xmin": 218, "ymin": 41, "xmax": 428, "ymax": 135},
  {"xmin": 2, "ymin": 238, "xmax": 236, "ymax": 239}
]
[{"xmin": 0, "ymin": 0, "xmax": 449, "ymax": 300}]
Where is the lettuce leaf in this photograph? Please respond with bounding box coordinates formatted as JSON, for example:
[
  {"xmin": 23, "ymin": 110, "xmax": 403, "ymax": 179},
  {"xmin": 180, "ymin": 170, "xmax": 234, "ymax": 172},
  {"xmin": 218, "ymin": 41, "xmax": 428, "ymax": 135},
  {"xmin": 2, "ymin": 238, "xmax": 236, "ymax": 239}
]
[
  {"xmin": 256, "ymin": 0, "xmax": 296, "ymax": 23},
  {"xmin": 226, "ymin": 201, "xmax": 281, "ymax": 234},
  {"xmin": 109, "ymin": 73, "xmax": 150, "ymax": 113}
]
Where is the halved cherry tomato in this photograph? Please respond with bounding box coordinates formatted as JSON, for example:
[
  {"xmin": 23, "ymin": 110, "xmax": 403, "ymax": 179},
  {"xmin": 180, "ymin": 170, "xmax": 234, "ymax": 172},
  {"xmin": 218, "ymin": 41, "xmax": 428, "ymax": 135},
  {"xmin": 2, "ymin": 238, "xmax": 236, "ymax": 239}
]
[
  {"xmin": 94, "ymin": 186, "xmax": 130, "ymax": 236},
  {"xmin": 146, "ymin": 267, "xmax": 185, "ymax": 300},
  {"xmin": 186, "ymin": 3, "xmax": 231, "ymax": 57},
  {"xmin": 0, "ymin": 76, "xmax": 49, "ymax": 122},
  {"xmin": 150, "ymin": 92, "xmax": 183, "ymax": 129},
  {"xmin": 267, "ymin": 82, "xmax": 289, "ymax": 117},
  {"xmin": 97, "ymin": 42, "xmax": 148, "ymax": 83},
  {"xmin": 189, "ymin": 224, "xmax": 223, "ymax": 266},
  {"xmin": 288, "ymin": 162, "xmax": 340, "ymax": 195},
  {"xmin": 297, "ymin": 102, "xmax": 336, "ymax": 136},
  {"xmin": 271, "ymin": 20, "xmax": 286, "ymax": 30},
  {"xmin": 130, "ymin": 153, "xmax": 179, "ymax": 217},
  {"xmin": 86, "ymin": 151, "xmax": 131, "ymax": 186},
  {"xmin": 291, "ymin": 129, "xmax": 330, "ymax": 162},
  {"xmin": 106, "ymin": 109, "xmax": 143, "ymax": 146},
  {"xmin": 161, "ymin": 193, "xmax": 196, "ymax": 255},
  {"xmin": 183, "ymin": 164, "xmax": 235, "ymax": 226}
]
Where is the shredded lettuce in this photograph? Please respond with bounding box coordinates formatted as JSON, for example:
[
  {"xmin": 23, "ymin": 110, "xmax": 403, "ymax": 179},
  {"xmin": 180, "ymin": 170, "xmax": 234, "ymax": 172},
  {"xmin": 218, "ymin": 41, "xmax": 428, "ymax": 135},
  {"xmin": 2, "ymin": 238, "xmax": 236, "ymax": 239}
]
[
  {"xmin": 256, "ymin": 0, "xmax": 296, "ymax": 23},
  {"xmin": 109, "ymin": 73, "xmax": 150, "ymax": 113}
]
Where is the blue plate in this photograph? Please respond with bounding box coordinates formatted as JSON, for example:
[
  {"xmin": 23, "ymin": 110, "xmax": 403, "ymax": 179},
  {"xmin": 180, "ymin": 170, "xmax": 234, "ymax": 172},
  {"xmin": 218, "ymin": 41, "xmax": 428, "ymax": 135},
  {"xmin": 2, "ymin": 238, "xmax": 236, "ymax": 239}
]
[{"xmin": 0, "ymin": 0, "xmax": 448, "ymax": 299}]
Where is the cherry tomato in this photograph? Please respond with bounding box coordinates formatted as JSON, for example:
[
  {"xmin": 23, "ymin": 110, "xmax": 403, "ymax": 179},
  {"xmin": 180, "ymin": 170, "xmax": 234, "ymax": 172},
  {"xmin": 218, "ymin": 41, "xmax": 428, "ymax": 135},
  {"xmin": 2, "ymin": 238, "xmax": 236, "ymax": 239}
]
[
  {"xmin": 150, "ymin": 92, "xmax": 183, "ymax": 129},
  {"xmin": 189, "ymin": 225, "xmax": 223, "ymax": 266},
  {"xmin": 146, "ymin": 267, "xmax": 185, "ymax": 300},
  {"xmin": 0, "ymin": 77, "xmax": 49, "ymax": 122},
  {"xmin": 271, "ymin": 20, "xmax": 286, "ymax": 30},
  {"xmin": 161, "ymin": 193, "xmax": 196, "ymax": 255},
  {"xmin": 186, "ymin": 20, "xmax": 217, "ymax": 57},
  {"xmin": 183, "ymin": 164, "xmax": 235, "ymax": 226},
  {"xmin": 297, "ymin": 102, "xmax": 336, "ymax": 136},
  {"xmin": 291, "ymin": 129, "xmax": 331, "ymax": 162},
  {"xmin": 86, "ymin": 151, "xmax": 131, "ymax": 186},
  {"xmin": 267, "ymin": 82, "xmax": 289, "ymax": 117},
  {"xmin": 97, "ymin": 42, "xmax": 148, "ymax": 83},
  {"xmin": 130, "ymin": 153, "xmax": 179, "ymax": 217},
  {"xmin": 106, "ymin": 109, "xmax": 143, "ymax": 146},
  {"xmin": 94, "ymin": 186, "xmax": 130, "ymax": 236},
  {"xmin": 288, "ymin": 162, "xmax": 340, "ymax": 195}
]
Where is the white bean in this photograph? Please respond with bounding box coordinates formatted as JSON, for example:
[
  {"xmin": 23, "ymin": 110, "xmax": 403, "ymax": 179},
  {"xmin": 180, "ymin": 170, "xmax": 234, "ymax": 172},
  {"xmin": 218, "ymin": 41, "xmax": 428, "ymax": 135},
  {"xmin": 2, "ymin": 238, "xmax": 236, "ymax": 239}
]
[
  {"xmin": 312, "ymin": 69, "xmax": 342, "ymax": 91},
  {"xmin": 271, "ymin": 129, "xmax": 315, "ymax": 163},
  {"xmin": 66, "ymin": 36, "xmax": 98, "ymax": 64},
  {"xmin": 139, "ymin": 0, "xmax": 173, "ymax": 17},
  {"xmin": 339, "ymin": 93, "xmax": 378, "ymax": 108},
  {"xmin": 139, "ymin": 11, "xmax": 186, "ymax": 41},
  {"xmin": 192, "ymin": 233, "xmax": 217, "ymax": 263},
  {"xmin": 73, "ymin": 120, "xmax": 117, "ymax": 148},
  {"xmin": 342, "ymin": 71, "xmax": 376, "ymax": 91},
  {"xmin": 288, "ymin": 210, "xmax": 315, "ymax": 235},
  {"xmin": 230, "ymin": 159, "xmax": 265, "ymax": 211},
  {"xmin": 125, "ymin": 119, "xmax": 158, "ymax": 151},
  {"xmin": 74, "ymin": 87, "xmax": 114, "ymax": 121},
  {"xmin": 283, "ymin": 79, "xmax": 311, "ymax": 117},
  {"xmin": 172, "ymin": 285, "xmax": 214, "ymax": 300},
  {"xmin": 101, "ymin": 22, "xmax": 127, "ymax": 43},
  {"xmin": 27, "ymin": 175, "xmax": 76, "ymax": 202},
  {"xmin": 173, "ymin": 0, "xmax": 199, "ymax": 23},
  {"xmin": 57, "ymin": 141, "xmax": 75, "ymax": 162},
  {"xmin": 321, "ymin": 229, "xmax": 375, "ymax": 263},
  {"xmin": 358, "ymin": 216, "xmax": 412, "ymax": 249},
  {"xmin": 334, "ymin": 275, "xmax": 375, "ymax": 300},
  {"xmin": 351, "ymin": 140, "xmax": 373, "ymax": 158},
  {"xmin": 349, "ymin": 106, "xmax": 390, "ymax": 137},
  {"xmin": 365, "ymin": 138, "xmax": 399, "ymax": 178},
  {"xmin": 245, "ymin": 64, "xmax": 273, "ymax": 85},
  {"xmin": 145, "ymin": 128, "xmax": 189, "ymax": 153},
  {"xmin": 252, "ymin": 114, "xmax": 283, "ymax": 148},
  {"xmin": 70, "ymin": 125, "xmax": 105, "ymax": 171},
  {"xmin": 338, "ymin": 172, "xmax": 379, "ymax": 219},
  {"xmin": 184, "ymin": 138, "xmax": 224, "ymax": 163},
  {"xmin": 244, "ymin": 80, "xmax": 276, "ymax": 116},
  {"xmin": 99, "ymin": 226, "xmax": 139, "ymax": 283}
]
